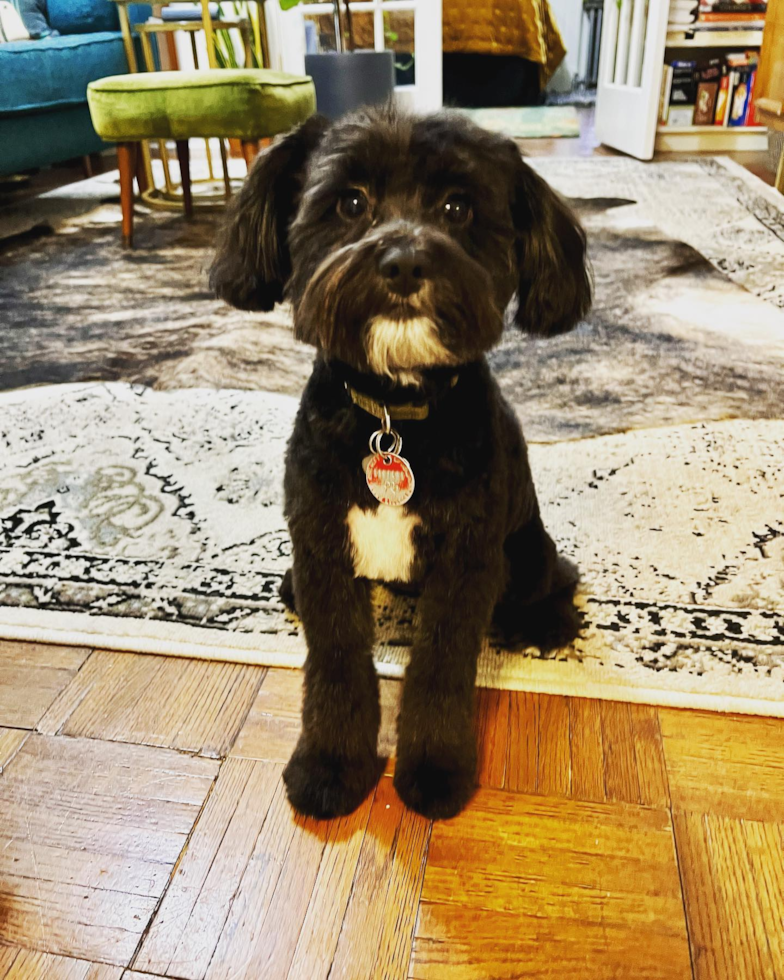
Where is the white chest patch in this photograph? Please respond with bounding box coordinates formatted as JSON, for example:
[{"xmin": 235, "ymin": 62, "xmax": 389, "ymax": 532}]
[{"xmin": 346, "ymin": 504, "xmax": 420, "ymax": 583}]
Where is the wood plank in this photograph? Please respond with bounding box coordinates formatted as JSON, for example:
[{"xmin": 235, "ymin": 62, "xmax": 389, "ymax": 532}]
[
  {"xmin": 5, "ymin": 732, "xmax": 216, "ymax": 806},
  {"xmin": 139, "ymin": 761, "xmax": 386, "ymax": 980},
  {"xmin": 0, "ymin": 734, "xmax": 217, "ymax": 965},
  {"xmin": 742, "ymin": 820, "xmax": 784, "ymax": 975},
  {"xmin": 38, "ymin": 650, "xmax": 264, "ymax": 757},
  {"xmin": 674, "ymin": 811, "xmax": 784, "ymax": 979},
  {"xmin": 286, "ymin": 798, "xmax": 375, "ymax": 980},
  {"xmin": 568, "ymin": 698, "xmax": 606, "ymax": 803},
  {"xmin": 660, "ymin": 708, "xmax": 784, "ymax": 821},
  {"xmin": 0, "ymin": 642, "xmax": 89, "ymax": 729},
  {"xmin": 411, "ymin": 786, "xmax": 691, "ymax": 980},
  {"xmin": 505, "ymin": 695, "xmax": 667, "ymax": 807},
  {"xmin": 630, "ymin": 704, "xmax": 670, "ymax": 808},
  {"xmin": 601, "ymin": 700, "xmax": 642, "ymax": 804},
  {"xmin": 136, "ymin": 759, "xmax": 280, "ymax": 979},
  {"xmin": 329, "ymin": 776, "xmax": 431, "ymax": 980},
  {"xmin": 474, "ymin": 689, "xmax": 509, "ymax": 788},
  {"xmin": 0, "ymin": 879, "xmax": 157, "ymax": 968},
  {"xmin": 0, "ymin": 730, "xmax": 27, "ymax": 774},
  {"xmin": 208, "ymin": 809, "xmax": 327, "ymax": 980},
  {"xmin": 0, "ymin": 948, "xmax": 123, "ymax": 979},
  {"xmin": 203, "ymin": 780, "xmax": 306, "ymax": 979},
  {"xmin": 229, "ymin": 668, "xmax": 304, "ymax": 762},
  {"xmin": 536, "ymin": 694, "xmax": 570, "ymax": 797},
  {"xmin": 505, "ymin": 691, "xmax": 538, "ymax": 794},
  {"xmin": 0, "ymin": 948, "xmax": 19, "ymax": 976},
  {"xmin": 0, "ymin": 838, "xmax": 171, "ymax": 899},
  {"xmin": 230, "ymin": 668, "xmax": 400, "ymax": 771},
  {"xmin": 411, "ymin": 905, "xmax": 690, "ymax": 980}
]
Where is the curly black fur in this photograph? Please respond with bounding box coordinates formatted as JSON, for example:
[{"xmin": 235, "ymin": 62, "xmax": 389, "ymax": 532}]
[{"xmin": 211, "ymin": 105, "xmax": 591, "ymax": 820}]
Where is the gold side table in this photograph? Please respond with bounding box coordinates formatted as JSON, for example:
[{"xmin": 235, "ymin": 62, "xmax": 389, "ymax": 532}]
[{"xmin": 109, "ymin": 0, "xmax": 268, "ymax": 210}]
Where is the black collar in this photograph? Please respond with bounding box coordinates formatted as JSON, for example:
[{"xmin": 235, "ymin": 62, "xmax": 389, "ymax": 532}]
[{"xmin": 328, "ymin": 359, "xmax": 462, "ymax": 422}]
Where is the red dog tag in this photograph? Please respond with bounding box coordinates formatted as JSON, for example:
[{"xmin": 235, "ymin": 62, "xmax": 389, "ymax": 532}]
[{"xmin": 365, "ymin": 451, "xmax": 415, "ymax": 507}]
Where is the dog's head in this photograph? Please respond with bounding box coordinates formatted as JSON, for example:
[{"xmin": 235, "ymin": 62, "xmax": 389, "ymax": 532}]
[{"xmin": 211, "ymin": 105, "xmax": 591, "ymax": 383}]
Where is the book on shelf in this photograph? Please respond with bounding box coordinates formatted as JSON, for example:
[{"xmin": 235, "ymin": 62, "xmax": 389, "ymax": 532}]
[
  {"xmin": 696, "ymin": 13, "xmax": 766, "ymax": 23},
  {"xmin": 728, "ymin": 67, "xmax": 759, "ymax": 124},
  {"xmin": 698, "ymin": 2, "xmax": 766, "ymax": 10},
  {"xmin": 660, "ymin": 50, "xmax": 760, "ymax": 128},
  {"xmin": 694, "ymin": 58, "xmax": 721, "ymax": 123},
  {"xmin": 697, "ymin": 0, "xmax": 766, "ymax": 14},
  {"xmin": 661, "ymin": 59, "xmax": 697, "ymax": 126},
  {"xmin": 668, "ymin": 0, "xmax": 699, "ymax": 26},
  {"xmin": 659, "ymin": 65, "xmax": 674, "ymax": 122},
  {"xmin": 714, "ymin": 72, "xmax": 731, "ymax": 123},
  {"xmin": 700, "ymin": 0, "xmax": 766, "ymax": 10},
  {"xmin": 692, "ymin": 0, "xmax": 766, "ymax": 28}
]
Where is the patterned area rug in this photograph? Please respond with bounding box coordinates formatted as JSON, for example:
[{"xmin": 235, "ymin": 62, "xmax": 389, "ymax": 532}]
[
  {"xmin": 1, "ymin": 155, "xmax": 783, "ymax": 713},
  {"xmin": 1, "ymin": 383, "xmax": 782, "ymax": 714}
]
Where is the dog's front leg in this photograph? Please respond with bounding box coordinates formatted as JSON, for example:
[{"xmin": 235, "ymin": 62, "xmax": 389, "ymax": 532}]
[
  {"xmin": 282, "ymin": 538, "xmax": 381, "ymax": 819},
  {"xmin": 394, "ymin": 542, "xmax": 502, "ymax": 819}
]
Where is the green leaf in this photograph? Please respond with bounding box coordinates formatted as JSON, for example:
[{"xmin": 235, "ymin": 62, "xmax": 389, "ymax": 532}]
[{"xmin": 279, "ymin": 0, "xmax": 302, "ymax": 9}]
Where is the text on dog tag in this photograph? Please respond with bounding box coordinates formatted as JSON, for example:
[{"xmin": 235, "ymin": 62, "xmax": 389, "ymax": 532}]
[{"xmin": 365, "ymin": 452, "xmax": 415, "ymax": 506}]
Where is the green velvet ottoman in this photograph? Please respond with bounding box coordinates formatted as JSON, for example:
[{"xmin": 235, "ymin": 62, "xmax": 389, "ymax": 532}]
[{"xmin": 87, "ymin": 69, "xmax": 316, "ymax": 246}]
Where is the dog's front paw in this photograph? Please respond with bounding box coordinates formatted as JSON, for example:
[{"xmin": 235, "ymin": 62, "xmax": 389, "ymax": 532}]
[
  {"xmin": 394, "ymin": 744, "xmax": 476, "ymax": 820},
  {"xmin": 283, "ymin": 741, "xmax": 381, "ymax": 819}
]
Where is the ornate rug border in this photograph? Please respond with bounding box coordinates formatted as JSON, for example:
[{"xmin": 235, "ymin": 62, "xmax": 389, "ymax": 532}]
[{"xmin": 2, "ymin": 606, "xmax": 783, "ymax": 718}]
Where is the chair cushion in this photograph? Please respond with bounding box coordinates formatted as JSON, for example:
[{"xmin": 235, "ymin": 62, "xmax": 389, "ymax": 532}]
[
  {"xmin": 0, "ymin": 32, "xmax": 127, "ymax": 116},
  {"xmin": 87, "ymin": 69, "xmax": 317, "ymax": 141}
]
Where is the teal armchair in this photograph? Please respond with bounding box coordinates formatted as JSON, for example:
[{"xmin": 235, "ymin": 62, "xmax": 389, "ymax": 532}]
[{"xmin": 0, "ymin": 0, "xmax": 151, "ymax": 176}]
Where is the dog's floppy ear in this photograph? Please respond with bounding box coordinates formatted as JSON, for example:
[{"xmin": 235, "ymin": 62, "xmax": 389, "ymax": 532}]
[
  {"xmin": 210, "ymin": 115, "xmax": 330, "ymax": 311},
  {"xmin": 511, "ymin": 155, "xmax": 592, "ymax": 336}
]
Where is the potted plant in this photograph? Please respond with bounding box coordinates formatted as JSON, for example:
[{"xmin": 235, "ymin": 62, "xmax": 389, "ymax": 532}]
[{"xmin": 280, "ymin": 0, "xmax": 395, "ymax": 119}]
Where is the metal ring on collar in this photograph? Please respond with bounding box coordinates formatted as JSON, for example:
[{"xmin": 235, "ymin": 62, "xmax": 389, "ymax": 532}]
[{"xmin": 369, "ymin": 428, "xmax": 402, "ymax": 456}]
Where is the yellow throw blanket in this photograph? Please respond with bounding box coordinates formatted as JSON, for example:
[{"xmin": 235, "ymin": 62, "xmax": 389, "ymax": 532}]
[{"xmin": 443, "ymin": 0, "xmax": 566, "ymax": 85}]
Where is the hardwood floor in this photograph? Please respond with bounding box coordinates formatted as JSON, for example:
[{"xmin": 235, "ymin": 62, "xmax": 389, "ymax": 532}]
[
  {"xmin": 1, "ymin": 638, "xmax": 783, "ymax": 979},
  {"xmin": 518, "ymin": 105, "xmax": 777, "ymax": 185},
  {"xmin": 1, "ymin": 110, "xmax": 781, "ymax": 978}
]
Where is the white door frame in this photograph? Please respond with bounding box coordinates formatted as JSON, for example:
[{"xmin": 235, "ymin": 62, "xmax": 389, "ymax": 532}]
[
  {"xmin": 594, "ymin": 0, "xmax": 669, "ymax": 160},
  {"xmin": 265, "ymin": 0, "xmax": 442, "ymax": 112}
]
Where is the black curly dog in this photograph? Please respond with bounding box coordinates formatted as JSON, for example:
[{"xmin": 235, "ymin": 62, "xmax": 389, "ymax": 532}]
[{"xmin": 211, "ymin": 105, "xmax": 591, "ymax": 820}]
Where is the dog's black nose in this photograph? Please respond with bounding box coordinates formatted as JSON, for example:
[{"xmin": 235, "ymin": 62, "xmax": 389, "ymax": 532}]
[{"xmin": 378, "ymin": 244, "xmax": 431, "ymax": 297}]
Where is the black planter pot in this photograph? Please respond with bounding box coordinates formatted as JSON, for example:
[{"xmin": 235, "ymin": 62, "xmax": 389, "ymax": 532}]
[{"xmin": 305, "ymin": 50, "xmax": 396, "ymax": 120}]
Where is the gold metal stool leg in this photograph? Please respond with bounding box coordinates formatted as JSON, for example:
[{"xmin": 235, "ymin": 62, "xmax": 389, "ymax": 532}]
[
  {"xmin": 219, "ymin": 139, "xmax": 232, "ymax": 199},
  {"xmin": 135, "ymin": 150, "xmax": 149, "ymax": 195}
]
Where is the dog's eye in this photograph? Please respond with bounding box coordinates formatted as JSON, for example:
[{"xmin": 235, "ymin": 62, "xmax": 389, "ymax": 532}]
[
  {"xmin": 338, "ymin": 189, "xmax": 369, "ymax": 220},
  {"xmin": 443, "ymin": 195, "xmax": 471, "ymax": 225}
]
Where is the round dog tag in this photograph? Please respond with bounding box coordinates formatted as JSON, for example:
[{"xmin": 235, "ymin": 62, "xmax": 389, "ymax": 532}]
[{"xmin": 366, "ymin": 451, "xmax": 415, "ymax": 506}]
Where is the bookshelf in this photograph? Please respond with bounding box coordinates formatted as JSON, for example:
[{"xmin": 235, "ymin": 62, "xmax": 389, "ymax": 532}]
[
  {"xmin": 655, "ymin": 14, "xmax": 766, "ymax": 152},
  {"xmin": 656, "ymin": 124, "xmax": 768, "ymax": 149},
  {"xmin": 665, "ymin": 29, "xmax": 764, "ymax": 47},
  {"xmin": 594, "ymin": 0, "xmax": 768, "ymax": 159}
]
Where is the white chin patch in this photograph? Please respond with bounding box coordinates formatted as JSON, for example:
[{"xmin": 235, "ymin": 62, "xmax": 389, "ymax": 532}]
[{"xmin": 366, "ymin": 317, "xmax": 454, "ymax": 384}]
